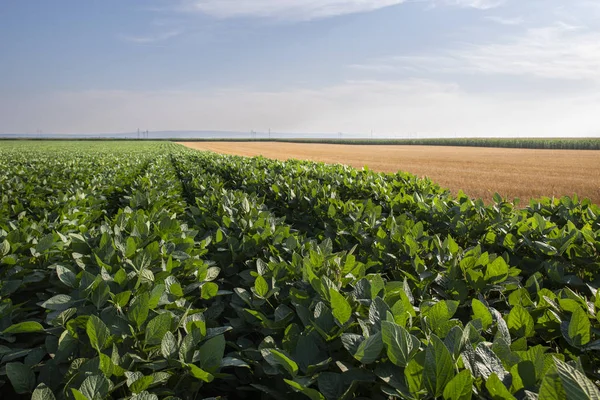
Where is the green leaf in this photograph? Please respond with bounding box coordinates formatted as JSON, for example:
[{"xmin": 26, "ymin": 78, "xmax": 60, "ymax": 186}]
[
  {"xmin": 40, "ymin": 294, "xmax": 72, "ymax": 311},
  {"xmin": 71, "ymin": 389, "xmax": 89, "ymax": 400},
  {"xmin": 56, "ymin": 264, "xmax": 77, "ymax": 288},
  {"xmin": 187, "ymin": 363, "xmax": 214, "ymax": 382},
  {"xmin": 148, "ymin": 284, "xmax": 165, "ymax": 309},
  {"xmin": 318, "ymin": 372, "xmax": 344, "ymax": 400},
  {"xmin": 169, "ymin": 282, "xmax": 184, "ymax": 298},
  {"xmin": 112, "ymin": 291, "xmax": 131, "ymax": 308},
  {"xmin": 284, "ymin": 379, "xmax": 326, "ymax": 400},
  {"xmin": 3, "ymin": 321, "xmax": 45, "ymax": 334},
  {"xmin": 353, "ymin": 332, "xmax": 383, "ymax": 364},
  {"xmin": 568, "ymin": 307, "xmax": 591, "ymax": 347},
  {"xmin": 161, "ymin": 331, "xmax": 178, "ymax": 359},
  {"xmin": 0, "ymin": 239, "xmax": 10, "ymax": 256},
  {"xmin": 485, "ymin": 257, "xmax": 509, "ymax": 284},
  {"xmin": 199, "ymin": 334, "xmax": 226, "ymax": 371},
  {"xmin": 554, "ymin": 358, "xmax": 600, "ymax": 399},
  {"xmin": 145, "ymin": 312, "xmax": 172, "ymax": 345},
  {"xmin": 262, "ymin": 348, "xmax": 299, "ymax": 377},
  {"xmin": 128, "ymin": 292, "xmax": 150, "ymax": 329},
  {"xmin": 486, "ymin": 373, "xmax": 516, "ymax": 400},
  {"xmin": 201, "ymin": 282, "xmax": 218, "ymax": 300},
  {"xmin": 405, "ymin": 352, "xmax": 426, "ymax": 394},
  {"xmin": 443, "ymin": 369, "xmax": 473, "ymax": 400},
  {"xmin": 423, "ymin": 300, "xmax": 459, "ymax": 337},
  {"xmin": 329, "ymin": 288, "xmax": 352, "ymax": 325},
  {"xmin": 86, "ymin": 314, "xmax": 111, "ymax": 352},
  {"xmin": 381, "ymin": 320, "xmax": 420, "ymax": 367},
  {"xmin": 6, "ymin": 362, "xmax": 36, "ymax": 394},
  {"xmin": 472, "ymin": 299, "xmax": 493, "ymax": 331},
  {"xmin": 424, "ymin": 335, "xmax": 455, "ymax": 398},
  {"xmin": 507, "ymin": 305, "xmax": 535, "ymax": 338},
  {"xmin": 32, "ymin": 383, "xmax": 56, "ymax": 400},
  {"xmin": 79, "ymin": 374, "xmax": 111, "ymax": 400},
  {"xmin": 539, "ymin": 365, "xmax": 565, "ymax": 400},
  {"xmin": 130, "ymin": 375, "xmax": 154, "ymax": 394},
  {"xmin": 255, "ymin": 275, "xmax": 269, "ymax": 298}
]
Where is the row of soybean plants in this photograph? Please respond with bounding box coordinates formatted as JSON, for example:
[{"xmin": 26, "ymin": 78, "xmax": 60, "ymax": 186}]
[
  {"xmin": 175, "ymin": 149, "xmax": 600, "ymax": 399},
  {"xmin": 0, "ymin": 143, "xmax": 211, "ymax": 399}
]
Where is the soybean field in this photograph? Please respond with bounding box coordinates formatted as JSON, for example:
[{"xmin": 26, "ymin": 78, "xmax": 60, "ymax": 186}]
[{"xmin": 1, "ymin": 141, "xmax": 600, "ymax": 400}]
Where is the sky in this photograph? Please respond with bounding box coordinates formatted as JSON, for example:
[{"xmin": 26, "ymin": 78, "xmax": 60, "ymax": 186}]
[{"xmin": 1, "ymin": 0, "xmax": 600, "ymax": 137}]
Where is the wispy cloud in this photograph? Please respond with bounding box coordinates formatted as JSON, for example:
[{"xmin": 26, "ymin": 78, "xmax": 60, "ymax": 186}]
[
  {"xmin": 350, "ymin": 23, "xmax": 600, "ymax": 82},
  {"xmin": 435, "ymin": 0, "xmax": 506, "ymax": 10},
  {"xmin": 176, "ymin": 0, "xmax": 506, "ymax": 20},
  {"xmin": 178, "ymin": 0, "xmax": 407, "ymax": 20},
  {"xmin": 485, "ymin": 15, "xmax": 524, "ymax": 25},
  {"xmin": 120, "ymin": 29, "xmax": 183, "ymax": 44}
]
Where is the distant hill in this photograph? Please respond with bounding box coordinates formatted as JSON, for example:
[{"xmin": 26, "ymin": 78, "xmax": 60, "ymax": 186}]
[{"xmin": 0, "ymin": 130, "xmax": 380, "ymax": 140}]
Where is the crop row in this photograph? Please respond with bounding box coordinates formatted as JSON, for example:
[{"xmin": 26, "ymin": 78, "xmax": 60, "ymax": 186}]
[{"xmin": 0, "ymin": 141, "xmax": 599, "ymax": 400}]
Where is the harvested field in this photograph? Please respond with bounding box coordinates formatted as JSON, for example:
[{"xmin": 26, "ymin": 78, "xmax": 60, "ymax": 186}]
[{"xmin": 179, "ymin": 141, "xmax": 600, "ymax": 204}]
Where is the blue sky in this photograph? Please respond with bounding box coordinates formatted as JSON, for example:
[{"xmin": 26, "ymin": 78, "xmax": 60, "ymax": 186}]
[{"xmin": 1, "ymin": 0, "xmax": 600, "ymax": 136}]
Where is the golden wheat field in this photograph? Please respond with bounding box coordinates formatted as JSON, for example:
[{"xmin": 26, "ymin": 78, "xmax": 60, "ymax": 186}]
[{"xmin": 179, "ymin": 141, "xmax": 600, "ymax": 204}]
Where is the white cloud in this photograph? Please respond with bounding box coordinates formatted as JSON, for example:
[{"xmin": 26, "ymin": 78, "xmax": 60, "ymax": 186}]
[
  {"xmin": 485, "ymin": 15, "xmax": 523, "ymax": 25},
  {"xmin": 179, "ymin": 0, "xmax": 406, "ymax": 20},
  {"xmin": 2, "ymin": 80, "xmax": 599, "ymax": 137},
  {"xmin": 120, "ymin": 29, "xmax": 183, "ymax": 44},
  {"xmin": 350, "ymin": 24, "xmax": 600, "ymax": 82},
  {"xmin": 435, "ymin": 0, "xmax": 506, "ymax": 10}
]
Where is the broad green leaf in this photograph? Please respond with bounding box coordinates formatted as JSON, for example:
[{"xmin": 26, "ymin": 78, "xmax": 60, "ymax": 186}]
[
  {"xmin": 443, "ymin": 370, "xmax": 473, "ymax": 400},
  {"xmin": 0, "ymin": 239, "xmax": 10, "ymax": 256},
  {"xmin": 86, "ymin": 314, "xmax": 111, "ymax": 352},
  {"xmin": 79, "ymin": 374, "xmax": 111, "ymax": 400},
  {"xmin": 318, "ymin": 372, "xmax": 344, "ymax": 400},
  {"xmin": 353, "ymin": 332, "xmax": 383, "ymax": 364},
  {"xmin": 3, "ymin": 321, "xmax": 44, "ymax": 334},
  {"xmin": 187, "ymin": 363, "xmax": 214, "ymax": 382},
  {"xmin": 329, "ymin": 288, "xmax": 352, "ymax": 325},
  {"xmin": 263, "ymin": 348, "xmax": 299, "ymax": 377},
  {"xmin": 423, "ymin": 300, "xmax": 459, "ymax": 337},
  {"xmin": 486, "ymin": 373, "xmax": 516, "ymax": 400},
  {"xmin": 472, "ymin": 299, "xmax": 493, "ymax": 331},
  {"xmin": 71, "ymin": 389, "xmax": 88, "ymax": 400},
  {"xmin": 485, "ymin": 257, "xmax": 509, "ymax": 284},
  {"xmin": 6, "ymin": 362, "xmax": 36, "ymax": 394},
  {"xmin": 424, "ymin": 335, "xmax": 455, "ymax": 398},
  {"xmin": 405, "ymin": 352, "xmax": 426, "ymax": 394},
  {"xmin": 507, "ymin": 305, "xmax": 535, "ymax": 338},
  {"xmin": 55, "ymin": 264, "xmax": 77, "ymax": 288},
  {"xmin": 381, "ymin": 320, "xmax": 420, "ymax": 367},
  {"xmin": 113, "ymin": 291, "xmax": 131, "ymax": 308},
  {"xmin": 284, "ymin": 379, "xmax": 326, "ymax": 400},
  {"xmin": 161, "ymin": 331, "xmax": 178, "ymax": 359},
  {"xmin": 131, "ymin": 375, "xmax": 154, "ymax": 394},
  {"xmin": 201, "ymin": 282, "xmax": 218, "ymax": 299},
  {"xmin": 539, "ymin": 365, "xmax": 565, "ymax": 400},
  {"xmin": 32, "ymin": 383, "xmax": 56, "ymax": 400},
  {"xmin": 255, "ymin": 275, "xmax": 269, "ymax": 298},
  {"xmin": 199, "ymin": 334, "xmax": 226, "ymax": 371},
  {"xmin": 40, "ymin": 294, "xmax": 72, "ymax": 311},
  {"xmin": 145, "ymin": 312, "xmax": 172, "ymax": 345},
  {"xmin": 148, "ymin": 284, "xmax": 165, "ymax": 309},
  {"xmin": 568, "ymin": 307, "xmax": 591, "ymax": 347},
  {"xmin": 554, "ymin": 358, "xmax": 600, "ymax": 399},
  {"xmin": 169, "ymin": 282, "xmax": 184, "ymax": 298},
  {"xmin": 128, "ymin": 292, "xmax": 150, "ymax": 329}
]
